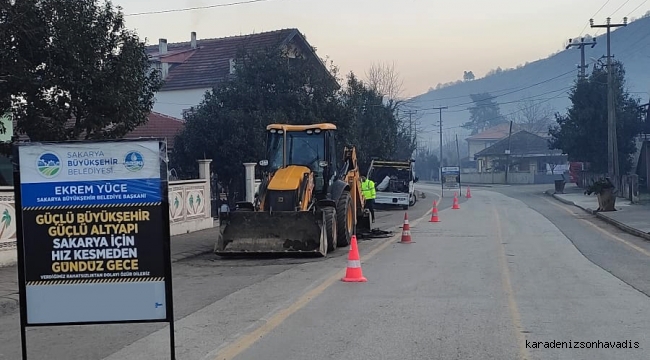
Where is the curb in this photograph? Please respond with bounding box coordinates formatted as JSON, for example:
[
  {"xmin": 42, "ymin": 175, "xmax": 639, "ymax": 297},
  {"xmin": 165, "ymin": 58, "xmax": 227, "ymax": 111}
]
[
  {"xmin": 544, "ymin": 190, "xmax": 596, "ymax": 214},
  {"xmin": 422, "ymin": 182, "xmax": 494, "ymax": 188},
  {"xmin": 459, "ymin": 183, "xmax": 494, "ymax": 188},
  {"xmin": 544, "ymin": 190, "xmax": 650, "ymax": 242},
  {"xmin": 594, "ymin": 212, "xmax": 650, "ymax": 242}
]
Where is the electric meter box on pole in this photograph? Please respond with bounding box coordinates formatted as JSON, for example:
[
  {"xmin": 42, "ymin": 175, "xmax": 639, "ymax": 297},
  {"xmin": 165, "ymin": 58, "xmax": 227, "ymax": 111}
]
[{"xmin": 13, "ymin": 139, "xmax": 176, "ymax": 360}]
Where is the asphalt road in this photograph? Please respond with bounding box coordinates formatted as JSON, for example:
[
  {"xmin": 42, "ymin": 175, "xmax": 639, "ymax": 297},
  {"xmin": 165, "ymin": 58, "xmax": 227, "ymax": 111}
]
[
  {"xmin": 7, "ymin": 184, "xmax": 650, "ymax": 359},
  {"xmin": 487, "ymin": 184, "xmax": 650, "ymax": 298},
  {"xmin": 0, "ymin": 191, "xmax": 438, "ymax": 360},
  {"xmin": 225, "ymin": 184, "xmax": 650, "ymax": 360}
]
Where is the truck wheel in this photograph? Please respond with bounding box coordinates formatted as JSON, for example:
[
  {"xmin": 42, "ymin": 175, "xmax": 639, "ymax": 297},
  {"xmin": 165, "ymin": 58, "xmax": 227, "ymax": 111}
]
[
  {"xmin": 336, "ymin": 190, "xmax": 353, "ymax": 247},
  {"xmin": 324, "ymin": 207, "xmax": 337, "ymax": 252},
  {"xmin": 409, "ymin": 194, "xmax": 417, "ymax": 206}
]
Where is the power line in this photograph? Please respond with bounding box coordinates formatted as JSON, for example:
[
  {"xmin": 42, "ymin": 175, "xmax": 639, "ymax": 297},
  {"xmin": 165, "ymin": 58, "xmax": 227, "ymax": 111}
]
[
  {"xmin": 440, "ymin": 87, "xmax": 573, "ymax": 114},
  {"xmin": 419, "ymin": 90, "xmax": 570, "ymax": 135},
  {"xmin": 403, "ymin": 70, "xmax": 575, "ymax": 113},
  {"xmin": 626, "ymin": 0, "xmax": 649, "ymax": 17},
  {"xmin": 610, "ymin": 0, "xmax": 633, "ymax": 17},
  {"xmin": 580, "ymin": 0, "xmax": 611, "ymax": 36},
  {"xmin": 402, "ymin": 69, "xmax": 575, "ymax": 107},
  {"xmin": 409, "ymin": 84, "xmax": 573, "ymax": 115},
  {"xmin": 125, "ymin": 0, "xmax": 275, "ymax": 17},
  {"xmin": 616, "ymin": 27, "xmax": 650, "ymax": 59},
  {"xmin": 401, "ymin": 85, "xmax": 523, "ymax": 105}
]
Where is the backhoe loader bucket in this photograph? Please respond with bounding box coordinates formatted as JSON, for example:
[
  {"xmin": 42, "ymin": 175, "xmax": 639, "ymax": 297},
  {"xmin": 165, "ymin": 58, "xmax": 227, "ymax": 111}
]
[{"xmin": 215, "ymin": 210, "xmax": 328, "ymax": 256}]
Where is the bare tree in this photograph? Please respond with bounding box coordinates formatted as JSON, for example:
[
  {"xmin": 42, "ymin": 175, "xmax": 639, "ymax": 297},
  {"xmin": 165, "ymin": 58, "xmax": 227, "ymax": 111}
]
[
  {"xmin": 511, "ymin": 99, "xmax": 555, "ymax": 134},
  {"xmin": 365, "ymin": 61, "xmax": 404, "ymax": 101}
]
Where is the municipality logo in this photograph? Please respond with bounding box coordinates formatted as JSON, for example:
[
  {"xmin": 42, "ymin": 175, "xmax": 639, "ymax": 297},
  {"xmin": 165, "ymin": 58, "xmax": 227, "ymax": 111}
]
[
  {"xmin": 124, "ymin": 151, "xmax": 144, "ymax": 172},
  {"xmin": 37, "ymin": 152, "xmax": 61, "ymax": 178}
]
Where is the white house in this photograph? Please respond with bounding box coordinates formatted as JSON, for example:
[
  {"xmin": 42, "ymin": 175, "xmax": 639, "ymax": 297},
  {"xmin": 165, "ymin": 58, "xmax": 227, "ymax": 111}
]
[{"xmin": 146, "ymin": 28, "xmax": 330, "ymax": 119}]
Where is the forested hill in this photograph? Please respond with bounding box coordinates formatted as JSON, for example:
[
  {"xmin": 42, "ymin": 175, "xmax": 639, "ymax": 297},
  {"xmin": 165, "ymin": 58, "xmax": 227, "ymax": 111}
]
[{"xmin": 406, "ymin": 12, "xmax": 650, "ymax": 149}]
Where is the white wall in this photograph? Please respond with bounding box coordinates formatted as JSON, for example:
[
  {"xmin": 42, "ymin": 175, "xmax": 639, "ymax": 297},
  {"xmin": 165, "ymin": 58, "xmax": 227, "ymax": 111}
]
[
  {"xmin": 461, "ymin": 172, "xmax": 535, "ymax": 184},
  {"xmin": 153, "ymin": 88, "xmax": 211, "ymax": 119},
  {"xmin": 168, "ymin": 177, "xmax": 214, "ymax": 236},
  {"xmin": 468, "ymin": 140, "xmax": 498, "ymax": 160}
]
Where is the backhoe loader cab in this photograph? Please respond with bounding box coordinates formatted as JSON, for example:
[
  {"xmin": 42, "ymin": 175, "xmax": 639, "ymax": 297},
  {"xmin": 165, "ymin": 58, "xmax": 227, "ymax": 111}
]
[
  {"xmin": 215, "ymin": 123, "xmax": 371, "ymax": 257},
  {"xmin": 262, "ymin": 124, "xmax": 338, "ymax": 202}
]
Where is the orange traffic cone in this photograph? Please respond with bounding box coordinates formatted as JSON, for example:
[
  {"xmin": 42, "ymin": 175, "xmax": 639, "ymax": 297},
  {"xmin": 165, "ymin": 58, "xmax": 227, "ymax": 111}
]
[
  {"xmin": 429, "ymin": 200, "xmax": 440, "ymax": 222},
  {"xmin": 452, "ymin": 192, "xmax": 460, "ymax": 209},
  {"xmin": 400, "ymin": 212, "xmax": 413, "ymax": 243},
  {"xmin": 341, "ymin": 235, "xmax": 367, "ymax": 282},
  {"xmin": 466, "ymin": 186, "xmax": 472, "ymax": 198}
]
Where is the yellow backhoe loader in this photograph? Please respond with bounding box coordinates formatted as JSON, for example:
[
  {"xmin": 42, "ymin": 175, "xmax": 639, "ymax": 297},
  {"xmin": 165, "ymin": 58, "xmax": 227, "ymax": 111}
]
[{"xmin": 215, "ymin": 123, "xmax": 372, "ymax": 256}]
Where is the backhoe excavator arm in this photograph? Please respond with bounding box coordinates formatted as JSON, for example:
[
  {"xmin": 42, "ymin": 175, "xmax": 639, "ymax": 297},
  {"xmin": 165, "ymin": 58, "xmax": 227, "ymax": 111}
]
[{"xmin": 341, "ymin": 146, "xmax": 366, "ymax": 213}]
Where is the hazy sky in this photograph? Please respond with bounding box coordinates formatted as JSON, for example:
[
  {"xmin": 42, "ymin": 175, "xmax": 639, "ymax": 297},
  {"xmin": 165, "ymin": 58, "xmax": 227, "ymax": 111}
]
[{"xmin": 116, "ymin": 0, "xmax": 649, "ymax": 97}]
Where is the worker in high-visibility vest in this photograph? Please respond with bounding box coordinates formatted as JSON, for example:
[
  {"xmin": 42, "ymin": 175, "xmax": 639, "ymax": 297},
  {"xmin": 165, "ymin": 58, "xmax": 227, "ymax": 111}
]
[{"xmin": 361, "ymin": 175, "xmax": 376, "ymax": 223}]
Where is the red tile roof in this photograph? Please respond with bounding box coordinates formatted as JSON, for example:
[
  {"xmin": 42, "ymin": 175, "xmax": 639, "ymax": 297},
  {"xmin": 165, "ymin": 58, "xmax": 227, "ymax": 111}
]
[
  {"xmin": 125, "ymin": 112, "xmax": 185, "ymax": 149},
  {"xmin": 13, "ymin": 112, "xmax": 185, "ymax": 148},
  {"xmin": 466, "ymin": 122, "xmax": 522, "ymax": 141},
  {"xmin": 147, "ymin": 28, "xmax": 306, "ymax": 91}
]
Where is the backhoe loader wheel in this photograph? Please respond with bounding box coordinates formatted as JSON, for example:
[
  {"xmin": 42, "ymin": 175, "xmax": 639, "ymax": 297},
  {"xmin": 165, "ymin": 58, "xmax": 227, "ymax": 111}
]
[
  {"xmin": 324, "ymin": 207, "xmax": 337, "ymax": 252},
  {"xmin": 336, "ymin": 190, "xmax": 353, "ymax": 247}
]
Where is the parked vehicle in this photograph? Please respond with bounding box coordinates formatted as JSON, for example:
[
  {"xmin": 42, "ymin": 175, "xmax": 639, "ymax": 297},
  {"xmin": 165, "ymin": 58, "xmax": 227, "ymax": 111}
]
[{"xmin": 367, "ymin": 159, "xmax": 418, "ymax": 210}]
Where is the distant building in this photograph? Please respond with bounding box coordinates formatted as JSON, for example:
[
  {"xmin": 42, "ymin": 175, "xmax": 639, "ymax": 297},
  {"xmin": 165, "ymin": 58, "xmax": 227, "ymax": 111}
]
[
  {"xmin": 473, "ymin": 130, "xmax": 566, "ymax": 173},
  {"xmin": 466, "ymin": 123, "xmax": 522, "ymax": 161}
]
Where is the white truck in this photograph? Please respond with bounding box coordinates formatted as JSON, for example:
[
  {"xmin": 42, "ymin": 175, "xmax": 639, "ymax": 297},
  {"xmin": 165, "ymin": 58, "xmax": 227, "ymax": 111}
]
[{"xmin": 367, "ymin": 159, "xmax": 418, "ymax": 210}]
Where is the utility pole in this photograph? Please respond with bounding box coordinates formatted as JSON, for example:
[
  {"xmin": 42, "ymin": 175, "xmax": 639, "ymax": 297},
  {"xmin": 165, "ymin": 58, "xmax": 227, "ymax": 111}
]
[
  {"xmin": 432, "ymin": 106, "xmax": 447, "ymax": 196},
  {"xmin": 404, "ymin": 110, "xmax": 417, "ymax": 144},
  {"xmin": 591, "ymin": 17, "xmax": 627, "ymax": 184},
  {"xmin": 414, "ymin": 117, "xmax": 419, "ymax": 158},
  {"xmin": 405, "ymin": 110, "xmax": 418, "ymax": 159},
  {"xmin": 455, "ymin": 134, "xmax": 461, "ymax": 196},
  {"xmin": 505, "ymin": 121, "xmax": 513, "ymax": 184},
  {"xmin": 565, "ymin": 37, "xmax": 597, "ymax": 79}
]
